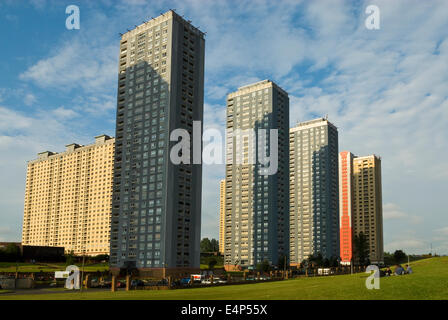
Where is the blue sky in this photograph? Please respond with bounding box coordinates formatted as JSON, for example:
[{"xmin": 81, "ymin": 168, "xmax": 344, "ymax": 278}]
[{"xmin": 0, "ymin": 0, "xmax": 447, "ymax": 255}]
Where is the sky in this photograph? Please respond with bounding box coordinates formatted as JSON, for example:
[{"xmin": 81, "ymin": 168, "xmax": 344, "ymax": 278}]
[{"xmin": 0, "ymin": 0, "xmax": 447, "ymax": 255}]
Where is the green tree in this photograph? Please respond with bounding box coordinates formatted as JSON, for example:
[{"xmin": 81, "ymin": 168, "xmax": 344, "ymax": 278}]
[
  {"xmin": 353, "ymin": 233, "xmax": 370, "ymax": 266},
  {"xmin": 393, "ymin": 250, "xmax": 407, "ymax": 263},
  {"xmin": 308, "ymin": 252, "xmax": 324, "ymax": 267},
  {"xmin": 329, "ymin": 256, "xmax": 339, "ymax": 267},
  {"xmin": 200, "ymin": 238, "xmax": 212, "ymax": 253},
  {"xmin": 383, "ymin": 252, "xmax": 395, "ymax": 265},
  {"xmin": 210, "ymin": 239, "xmax": 219, "ymax": 252},
  {"xmin": 65, "ymin": 250, "xmax": 75, "ymax": 266},
  {"xmin": 208, "ymin": 258, "xmax": 217, "ymax": 270},
  {"xmin": 3, "ymin": 244, "xmax": 20, "ymax": 261},
  {"xmin": 277, "ymin": 255, "xmax": 288, "ymax": 270},
  {"xmin": 92, "ymin": 254, "xmax": 109, "ymax": 262},
  {"xmin": 256, "ymin": 260, "xmax": 270, "ymax": 272}
]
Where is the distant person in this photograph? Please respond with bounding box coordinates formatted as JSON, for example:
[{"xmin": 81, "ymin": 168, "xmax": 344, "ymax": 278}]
[
  {"xmin": 405, "ymin": 264, "xmax": 413, "ymax": 274},
  {"xmin": 395, "ymin": 264, "xmax": 405, "ymax": 275},
  {"xmin": 385, "ymin": 267, "xmax": 392, "ymax": 277}
]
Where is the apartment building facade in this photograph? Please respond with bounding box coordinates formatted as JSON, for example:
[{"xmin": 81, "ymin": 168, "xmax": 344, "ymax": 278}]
[
  {"xmin": 339, "ymin": 152, "xmax": 384, "ymax": 265},
  {"xmin": 219, "ymin": 179, "xmax": 226, "ymax": 255},
  {"xmin": 339, "ymin": 151, "xmax": 354, "ymax": 265},
  {"xmin": 289, "ymin": 118, "xmax": 339, "ymax": 266},
  {"xmin": 110, "ymin": 11, "xmax": 205, "ymax": 277},
  {"xmin": 224, "ymin": 80, "xmax": 289, "ymax": 270},
  {"xmin": 21, "ymin": 135, "xmax": 114, "ymax": 256}
]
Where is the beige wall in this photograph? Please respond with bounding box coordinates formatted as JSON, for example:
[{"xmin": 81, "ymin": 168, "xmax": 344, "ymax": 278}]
[
  {"xmin": 219, "ymin": 179, "xmax": 226, "ymax": 254},
  {"xmin": 352, "ymin": 155, "xmax": 384, "ymax": 264},
  {"xmin": 22, "ymin": 136, "xmax": 114, "ymax": 256}
]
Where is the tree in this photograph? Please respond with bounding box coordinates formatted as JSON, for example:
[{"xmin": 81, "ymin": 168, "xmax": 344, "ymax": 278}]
[
  {"xmin": 329, "ymin": 256, "xmax": 339, "ymax": 268},
  {"xmin": 277, "ymin": 255, "xmax": 288, "ymax": 270},
  {"xmin": 65, "ymin": 250, "xmax": 75, "ymax": 266},
  {"xmin": 353, "ymin": 233, "xmax": 370, "ymax": 266},
  {"xmin": 200, "ymin": 238, "xmax": 212, "ymax": 253},
  {"xmin": 1, "ymin": 244, "xmax": 21, "ymax": 262},
  {"xmin": 201, "ymin": 238, "xmax": 220, "ymax": 253},
  {"xmin": 210, "ymin": 239, "xmax": 219, "ymax": 252},
  {"xmin": 383, "ymin": 252, "xmax": 395, "ymax": 265},
  {"xmin": 208, "ymin": 258, "xmax": 217, "ymax": 270},
  {"xmin": 308, "ymin": 252, "xmax": 323, "ymax": 267},
  {"xmin": 393, "ymin": 250, "xmax": 407, "ymax": 264},
  {"xmin": 256, "ymin": 260, "xmax": 270, "ymax": 272}
]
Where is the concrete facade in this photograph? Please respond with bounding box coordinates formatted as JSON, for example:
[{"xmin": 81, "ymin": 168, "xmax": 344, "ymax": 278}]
[
  {"xmin": 339, "ymin": 151, "xmax": 354, "ymax": 265},
  {"xmin": 289, "ymin": 118, "xmax": 339, "ymax": 265},
  {"xmin": 110, "ymin": 11, "xmax": 205, "ymax": 275},
  {"xmin": 21, "ymin": 135, "xmax": 114, "ymax": 256},
  {"xmin": 352, "ymin": 155, "xmax": 384, "ymax": 264},
  {"xmin": 219, "ymin": 179, "xmax": 226, "ymax": 255},
  {"xmin": 224, "ymin": 80, "xmax": 289, "ymax": 270}
]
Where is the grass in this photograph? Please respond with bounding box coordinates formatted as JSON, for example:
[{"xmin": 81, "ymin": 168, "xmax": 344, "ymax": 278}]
[
  {"xmin": 0, "ymin": 290, "xmax": 13, "ymax": 294},
  {"xmin": 1, "ymin": 257, "xmax": 447, "ymax": 300},
  {"xmin": 0, "ymin": 262, "xmax": 109, "ymax": 273},
  {"xmin": 200, "ymin": 264, "xmax": 223, "ymax": 270}
]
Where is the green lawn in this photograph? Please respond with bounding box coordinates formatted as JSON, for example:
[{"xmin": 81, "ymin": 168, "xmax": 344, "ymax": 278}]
[
  {"xmin": 1, "ymin": 257, "xmax": 447, "ymax": 300},
  {"xmin": 0, "ymin": 262, "xmax": 109, "ymax": 273},
  {"xmin": 0, "ymin": 290, "xmax": 12, "ymax": 294},
  {"xmin": 200, "ymin": 264, "xmax": 223, "ymax": 270}
]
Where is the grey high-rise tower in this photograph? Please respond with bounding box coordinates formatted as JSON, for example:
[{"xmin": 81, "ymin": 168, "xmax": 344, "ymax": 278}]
[
  {"xmin": 289, "ymin": 118, "xmax": 339, "ymax": 266},
  {"xmin": 110, "ymin": 11, "xmax": 205, "ymax": 278},
  {"xmin": 224, "ymin": 80, "xmax": 289, "ymax": 271}
]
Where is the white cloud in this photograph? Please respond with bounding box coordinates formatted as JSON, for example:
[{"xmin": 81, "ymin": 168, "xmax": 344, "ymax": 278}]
[
  {"xmin": 0, "ymin": 105, "xmax": 91, "ymax": 242},
  {"xmin": 52, "ymin": 107, "xmax": 78, "ymax": 119},
  {"xmin": 383, "ymin": 203, "xmax": 408, "ymax": 220},
  {"xmin": 435, "ymin": 227, "xmax": 448, "ymax": 236},
  {"xmin": 385, "ymin": 239, "xmax": 428, "ymax": 253},
  {"xmin": 20, "ymin": 40, "xmax": 117, "ymax": 93},
  {"xmin": 0, "ymin": 226, "xmax": 18, "ymax": 242},
  {"xmin": 29, "ymin": 0, "xmax": 46, "ymax": 10},
  {"xmin": 24, "ymin": 93, "xmax": 36, "ymax": 106},
  {"xmin": 383, "ymin": 203, "xmax": 423, "ymax": 225}
]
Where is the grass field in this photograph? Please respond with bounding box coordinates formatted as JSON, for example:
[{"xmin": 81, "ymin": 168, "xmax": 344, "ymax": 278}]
[
  {"xmin": 0, "ymin": 257, "xmax": 446, "ymax": 300},
  {"xmin": 200, "ymin": 264, "xmax": 223, "ymax": 270},
  {"xmin": 0, "ymin": 262, "xmax": 109, "ymax": 273},
  {"xmin": 0, "ymin": 290, "xmax": 12, "ymax": 294}
]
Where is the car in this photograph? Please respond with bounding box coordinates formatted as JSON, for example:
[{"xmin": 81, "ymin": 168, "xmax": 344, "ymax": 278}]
[
  {"xmin": 201, "ymin": 279, "xmax": 212, "ymax": 285},
  {"xmin": 180, "ymin": 277, "xmax": 191, "ymax": 286},
  {"xmin": 89, "ymin": 279, "xmax": 99, "ymax": 288},
  {"xmin": 131, "ymin": 279, "xmax": 145, "ymax": 287},
  {"xmin": 99, "ymin": 280, "xmax": 111, "ymax": 288},
  {"xmin": 217, "ymin": 278, "xmax": 227, "ymax": 284}
]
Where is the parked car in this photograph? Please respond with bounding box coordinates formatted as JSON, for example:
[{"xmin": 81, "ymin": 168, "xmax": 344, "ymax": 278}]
[
  {"xmin": 317, "ymin": 268, "xmax": 334, "ymax": 276},
  {"xmin": 131, "ymin": 279, "xmax": 145, "ymax": 287},
  {"xmin": 99, "ymin": 280, "xmax": 112, "ymax": 288},
  {"xmin": 216, "ymin": 278, "xmax": 227, "ymax": 284},
  {"xmin": 191, "ymin": 274, "xmax": 202, "ymax": 283},
  {"xmin": 180, "ymin": 277, "xmax": 191, "ymax": 286}
]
